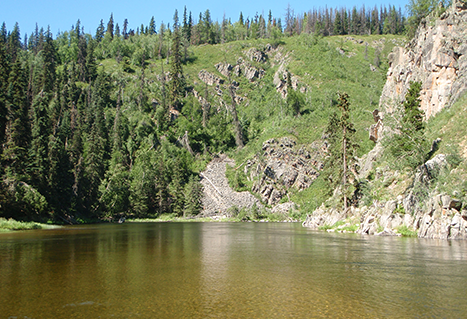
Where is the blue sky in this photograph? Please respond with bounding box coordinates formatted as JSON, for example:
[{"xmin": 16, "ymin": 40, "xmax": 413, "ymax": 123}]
[{"xmin": 3, "ymin": 0, "xmax": 409, "ymax": 37}]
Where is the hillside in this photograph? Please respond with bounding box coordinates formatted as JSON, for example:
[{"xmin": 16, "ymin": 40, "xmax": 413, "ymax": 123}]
[
  {"xmin": 304, "ymin": 0, "xmax": 467, "ymax": 239},
  {"xmin": 99, "ymin": 34, "xmax": 406, "ymax": 216}
]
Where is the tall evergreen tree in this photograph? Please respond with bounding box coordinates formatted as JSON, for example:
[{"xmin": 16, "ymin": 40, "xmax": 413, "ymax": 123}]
[
  {"xmin": 168, "ymin": 11, "xmax": 185, "ymax": 110},
  {"xmin": 95, "ymin": 19, "xmax": 105, "ymax": 42},
  {"xmin": 29, "ymin": 93, "xmax": 50, "ymax": 192},
  {"xmin": 107, "ymin": 13, "xmax": 114, "ymax": 39},
  {"xmin": 325, "ymin": 93, "xmax": 358, "ymax": 210},
  {"xmin": 388, "ymin": 81, "xmax": 428, "ymax": 169},
  {"xmin": 4, "ymin": 60, "xmax": 30, "ymax": 178},
  {"xmin": 149, "ymin": 16, "xmax": 156, "ymax": 35}
]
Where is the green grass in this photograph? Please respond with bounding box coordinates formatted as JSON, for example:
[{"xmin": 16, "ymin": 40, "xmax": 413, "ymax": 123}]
[
  {"xmin": 0, "ymin": 218, "xmax": 61, "ymax": 232},
  {"xmin": 396, "ymin": 225, "xmax": 418, "ymax": 237},
  {"xmin": 318, "ymin": 219, "xmax": 359, "ymax": 232}
]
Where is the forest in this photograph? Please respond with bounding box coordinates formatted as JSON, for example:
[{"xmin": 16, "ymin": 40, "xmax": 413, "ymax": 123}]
[{"xmin": 0, "ymin": 4, "xmax": 408, "ymax": 223}]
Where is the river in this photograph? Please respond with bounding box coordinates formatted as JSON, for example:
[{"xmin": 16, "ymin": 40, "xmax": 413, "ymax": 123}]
[{"xmin": 0, "ymin": 222, "xmax": 466, "ymax": 318}]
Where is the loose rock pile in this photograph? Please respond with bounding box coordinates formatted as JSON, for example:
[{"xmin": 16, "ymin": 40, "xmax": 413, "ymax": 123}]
[{"xmin": 200, "ymin": 155, "xmax": 262, "ymax": 216}]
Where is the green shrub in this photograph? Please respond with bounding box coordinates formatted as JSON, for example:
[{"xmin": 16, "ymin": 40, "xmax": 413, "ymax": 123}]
[{"xmin": 396, "ymin": 225, "xmax": 418, "ymax": 237}]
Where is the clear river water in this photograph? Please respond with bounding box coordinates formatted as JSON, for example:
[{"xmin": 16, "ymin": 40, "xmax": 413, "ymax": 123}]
[{"xmin": 0, "ymin": 222, "xmax": 466, "ymax": 318}]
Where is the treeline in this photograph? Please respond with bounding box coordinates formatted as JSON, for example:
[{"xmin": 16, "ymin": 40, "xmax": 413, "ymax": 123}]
[
  {"xmin": 17, "ymin": 4, "xmax": 406, "ymax": 62},
  {"xmin": 0, "ymin": 21, "xmax": 211, "ymax": 222}
]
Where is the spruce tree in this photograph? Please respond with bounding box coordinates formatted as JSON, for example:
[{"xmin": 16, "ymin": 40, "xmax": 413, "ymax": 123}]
[
  {"xmin": 325, "ymin": 92, "xmax": 358, "ymax": 210},
  {"xmin": 168, "ymin": 11, "xmax": 185, "ymax": 110},
  {"xmin": 29, "ymin": 94, "xmax": 51, "ymax": 192},
  {"xmin": 4, "ymin": 60, "xmax": 30, "ymax": 178},
  {"xmin": 95, "ymin": 20, "xmax": 105, "ymax": 42},
  {"xmin": 0, "ymin": 38, "xmax": 9, "ymax": 153}
]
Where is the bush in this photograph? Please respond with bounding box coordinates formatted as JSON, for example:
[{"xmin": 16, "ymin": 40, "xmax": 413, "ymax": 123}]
[{"xmin": 396, "ymin": 225, "xmax": 418, "ymax": 237}]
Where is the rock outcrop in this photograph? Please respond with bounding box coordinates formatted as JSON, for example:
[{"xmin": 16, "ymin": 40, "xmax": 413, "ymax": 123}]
[
  {"xmin": 246, "ymin": 137, "xmax": 326, "ymax": 205},
  {"xmin": 380, "ymin": 0, "xmax": 467, "ymax": 119},
  {"xmin": 303, "ymin": 194, "xmax": 467, "ymax": 239},
  {"xmin": 215, "ymin": 62, "xmax": 233, "ymax": 77},
  {"xmin": 198, "ymin": 70, "xmax": 224, "ymax": 86}
]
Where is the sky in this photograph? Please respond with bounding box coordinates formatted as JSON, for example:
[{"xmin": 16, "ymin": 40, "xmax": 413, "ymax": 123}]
[{"xmin": 3, "ymin": 0, "xmax": 409, "ymax": 37}]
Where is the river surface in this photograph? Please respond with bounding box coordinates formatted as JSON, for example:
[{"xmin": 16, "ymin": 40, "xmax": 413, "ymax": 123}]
[{"xmin": 0, "ymin": 222, "xmax": 466, "ymax": 318}]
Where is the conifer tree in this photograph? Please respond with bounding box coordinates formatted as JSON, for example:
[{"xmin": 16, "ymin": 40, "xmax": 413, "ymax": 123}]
[
  {"xmin": 388, "ymin": 81, "xmax": 428, "ymax": 169},
  {"xmin": 168, "ymin": 10, "xmax": 185, "ymax": 110},
  {"xmin": 107, "ymin": 14, "xmax": 114, "ymax": 39},
  {"xmin": 29, "ymin": 93, "xmax": 51, "ymax": 192},
  {"xmin": 325, "ymin": 92, "xmax": 358, "ymax": 210},
  {"xmin": 183, "ymin": 175, "xmax": 203, "ymax": 216},
  {"xmin": 0, "ymin": 37, "xmax": 9, "ymax": 153},
  {"xmin": 149, "ymin": 16, "xmax": 156, "ymax": 35},
  {"xmin": 4, "ymin": 60, "xmax": 30, "ymax": 178},
  {"xmin": 95, "ymin": 19, "xmax": 105, "ymax": 42}
]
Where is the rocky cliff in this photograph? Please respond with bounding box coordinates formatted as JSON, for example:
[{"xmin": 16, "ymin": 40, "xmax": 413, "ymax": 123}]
[
  {"xmin": 380, "ymin": 0, "xmax": 467, "ymax": 120},
  {"xmin": 305, "ymin": 1, "xmax": 467, "ymax": 239}
]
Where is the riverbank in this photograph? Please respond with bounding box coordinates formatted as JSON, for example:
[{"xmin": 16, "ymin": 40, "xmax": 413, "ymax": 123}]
[
  {"xmin": 127, "ymin": 210, "xmax": 301, "ymax": 223},
  {"xmin": 0, "ymin": 218, "xmax": 62, "ymax": 232},
  {"xmin": 0, "ymin": 210, "xmax": 301, "ymax": 232}
]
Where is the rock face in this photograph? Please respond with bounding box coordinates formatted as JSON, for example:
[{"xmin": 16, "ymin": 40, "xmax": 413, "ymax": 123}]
[
  {"xmin": 198, "ymin": 70, "xmax": 224, "ymax": 86},
  {"xmin": 380, "ymin": 0, "xmax": 467, "ymax": 119},
  {"xmin": 246, "ymin": 137, "xmax": 326, "ymax": 205},
  {"xmin": 215, "ymin": 62, "xmax": 233, "ymax": 77},
  {"xmin": 200, "ymin": 155, "xmax": 262, "ymax": 216},
  {"xmin": 303, "ymin": 195, "xmax": 467, "ymax": 239},
  {"xmin": 304, "ymin": 153, "xmax": 467, "ymax": 239}
]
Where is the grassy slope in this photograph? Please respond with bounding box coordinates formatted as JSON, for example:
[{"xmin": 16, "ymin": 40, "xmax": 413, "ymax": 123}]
[{"xmin": 101, "ymin": 34, "xmax": 407, "ymax": 214}]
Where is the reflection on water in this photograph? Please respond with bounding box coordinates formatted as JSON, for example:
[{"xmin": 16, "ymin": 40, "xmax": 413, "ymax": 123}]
[{"xmin": 0, "ymin": 223, "xmax": 466, "ymax": 318}]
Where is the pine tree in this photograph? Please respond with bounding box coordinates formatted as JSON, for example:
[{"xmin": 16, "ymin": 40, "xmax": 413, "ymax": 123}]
[
  {"xmin": 168, "ymin": 11, "xmax": 185, "ymax": 110},
  {"xmin": 325, "ymin": 92, "xmax": 358, "ymax": 210},
  {"xmin": 107, "ymin": 14, "xmax": 114, "ymax": 39},
  {"xmin": 47, "ymin": 120, "xmax": 74, "ymax": 217},
  {"xmin": 29, "ymin": 93, "xmax": 51, "ymax": 192},
  {"xmin": 4, "ymin": 60, "xmax": 30, "ymax": 178},
  {"xmin": 95, "ymin": 19, "xmax": 105, "ymax": 42},
  {"xmin": 149, "ymin": 16, "xmax": 156, "ymax": 35},
  {"xmin": 183, "ymin": 175, "xmax": 203, "ymax": 216},
  {"xmin": 0, "ymin": 37, "xmax": 9, "ymax": 153}
]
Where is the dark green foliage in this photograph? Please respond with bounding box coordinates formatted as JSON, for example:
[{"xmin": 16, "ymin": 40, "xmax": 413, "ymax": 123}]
[
  {"xmin": 169, "ymin": 17, "xmax": 185, "ymax": 110},
  {"xmin": 4, "ymin": 60, "xmax": 30, "ymax": 178},
  {"xmin": 387, "ymin": 81, "xmax": 429, "ymax": 170},
  {"xmin": 183, "ymin": 175, "xmax": 203, "ymax": 216},
  {"xmin": 324, "ymin": 93, "xmax": 358, "ymax": 208}
]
